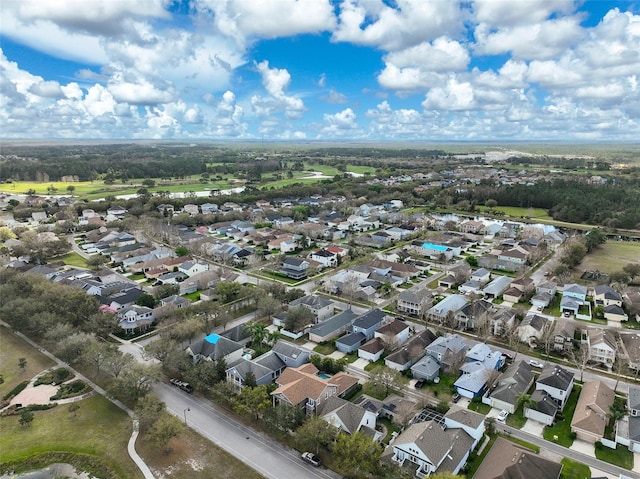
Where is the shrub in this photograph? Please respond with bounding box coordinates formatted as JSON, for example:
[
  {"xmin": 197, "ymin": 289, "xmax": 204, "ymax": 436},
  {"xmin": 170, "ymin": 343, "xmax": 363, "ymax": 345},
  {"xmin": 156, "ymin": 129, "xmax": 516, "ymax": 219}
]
[
  {"xmin": 34, "ymin": 368, "xmax": 72, "ymax": 386},
  {"xmin": 3, "ymin": 381, "xmax": 28, "ymax": 401},
  {"xmin": 50, "ymin": 380, "xmax": 89, "ymax": 400}
]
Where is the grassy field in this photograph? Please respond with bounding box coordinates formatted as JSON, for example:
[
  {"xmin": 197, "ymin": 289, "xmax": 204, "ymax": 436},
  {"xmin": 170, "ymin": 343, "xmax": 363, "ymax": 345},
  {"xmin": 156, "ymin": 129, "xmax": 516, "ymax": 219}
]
[
  {"xmin": 560, "ymin": 458, "xmax": 591, "ymax": 479},
  {"xmin": 580, "ymin": 241, "xmax": 640, "ymax": 275},
  {"xmin": 594, "ymin": 443, "xmax": 634, "ymax": 470},
  {"xmin": 0, "ymin": 395, "xmax": 142, "ymax": 478},
  {"xmin": 54, "ymin": 251, "xmax": 90, "ymax": 268},
  {"xmin": 543, "ymin": 386, "xmax": 580, "ymax": 447},
  {"xmin": 476, "ymin": 206, "xmax": 551, "ymax": 219},
  {"xmin": 0, "ymin": 326, "xmax": 55, "ymax": 399},
  {"xmin": 138, "ymin": 426, "xmax": 264, "ymax": 479}
]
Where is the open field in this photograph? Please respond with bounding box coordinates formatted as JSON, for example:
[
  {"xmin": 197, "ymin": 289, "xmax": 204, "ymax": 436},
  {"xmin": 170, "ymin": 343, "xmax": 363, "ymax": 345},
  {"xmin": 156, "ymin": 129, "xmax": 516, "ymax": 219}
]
[
  {"xmin": 0, "ymin": 326, "xmax": 55, "ymax": 398},
  {"xmin": 580, "ymin": 241, "xmax": 640, "ymax": 275},
  {"xmin": 54, "ymin": 252, "xmax": 90, "ymax": 268},
  {"xmin": 138, "ymin": 425, "xmax": 264, "ymax": 479},
  {"xmin": 0, "ymin": 393, "xmax": 142, "ymax": 478},
  {"xmin": 475, "ymin": 206, "xmax": 551, "ymax": 219}
]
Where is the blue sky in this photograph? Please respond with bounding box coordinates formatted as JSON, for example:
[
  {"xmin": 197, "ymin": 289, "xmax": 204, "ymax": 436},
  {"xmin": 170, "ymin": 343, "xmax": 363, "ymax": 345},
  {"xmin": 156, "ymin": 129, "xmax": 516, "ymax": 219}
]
[{"xmin": 1, "ymin": 0, "xmax": 639, "ymax": 141}]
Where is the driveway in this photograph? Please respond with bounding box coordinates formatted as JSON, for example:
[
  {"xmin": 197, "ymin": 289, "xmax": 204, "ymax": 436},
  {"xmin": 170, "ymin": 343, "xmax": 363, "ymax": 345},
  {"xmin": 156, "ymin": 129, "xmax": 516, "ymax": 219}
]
[{"xmin": 521, "ymin": 419, "xmax": 545, "ymax": 436}]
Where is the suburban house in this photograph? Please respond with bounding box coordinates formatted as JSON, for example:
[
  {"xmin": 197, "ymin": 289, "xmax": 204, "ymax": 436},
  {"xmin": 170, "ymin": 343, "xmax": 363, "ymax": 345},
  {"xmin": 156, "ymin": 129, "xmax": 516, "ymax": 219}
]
[
  {"xmin": 280, "ymin": 257, "xmax": 309, "ymax": 280},
  {"xmin": 531, "ymin": 281, "xmax": 557, "ymax": 309},
  {"xmin": 487, "ymin": 360, "xmax": 535, "ymax": 414},
  {"xmin": 426, "ymin": 294, "xmax": 469, "ymax": 324},
  {"xmin": 456, "ymin": 300, "xmax": 493, "ymax": 330},
  {"xmin": 470, "ymin": 268, "xmax": 491, "ymax": 284},
  {"xmin": 397, "ymin": 288, "xmax": 431, "ymax": 316},
  {"xmin": 358, "ymin": 338, "xmax": 386, "ymax": 362},
  {"xmin": 186, "ymin": 333, "xmax": 243, "ymax": 364},
  {"xmin": 117, "ymin": 305, "xmax": 154, "ymax": 333},
  {"xmin": 524, "ymin": 389, "xmax": 560, "ymax": 426},
  {"xmin": 618, "ymin": 386, "xmax": 640, "ymax": 452},
  {"xmin": 443, "ymin": 406, "xmax": 486, "ymax": 449},
  {"xmin": 425, "ymin": 334, "xmax": 468, "ymax": 373},
  {"xmin": 374, "ymin": 319, "xmax": 410, "ymax": 349},
  {"xmin": 385, "ymin": 329, "xmax": 437, "ymax": 372},
  {"xmin": 586, "ymin": 328, "xmax": 617, "ymax": 367},
  {"xmin": 317, "ymin": 396, "xmax": 380, "ymax": 438},
  {"xmin": 473, "ymin": 437, "xmax": 562, "ymax": 479},
  {"xmin": 411, "ymin": 355, "xmax": 441, "ymax": 382},
  {"xmin": 482, "ymin": 275, "xmax": 512, "ymax": 299},
  {"xmin": 225, "ymin": 340, "xmax": 309, "ymax": 390},
  {"xmin": 594, "ymin": 284, "xmax": 624, "ymax": 307},
  {"xmin": 619, "ymin": 333, "xmax": 640, "ymax": 371},
  {"xmin": 352, "ymin": 308, "xmax": 388, "ymax": 340},
  {"xmin": 516, "ymin": 314, "xmax": 549, "ymax": 345},
  {"xmin": 309, "ymin": 248, "xmax": 339, "ymax": 268},
  {"xmin": 454, "ymin": 344, "xmax": 503, "ymax": 399},
  {"xmin": 308, "ymin": 310, "xmax": 358, "ymax": 343},
  {"xmin": 536, "ymin": 364, "xmax": 574, "ymax": 409},
  {"xmin": 560, "ymin": 283, "xmax": 588, "ymax": 316},
  {"xmin": 490, "ymin": 309, "xmax": 516, "ymax": 336},
  {"xmin": 571, "ymin": 380, "xmax": 615, "ymax": 443},
  {"xmin": 553, "ymin": 319, "xmax": 576, "ymax": 353},
  {"xmin": 336, "ymin": 331, "xmax": 367, "ymax": 354},
  {"xmin": 388, "ymin": 419, "xmax": 475, "ymax": 477},
  {"xmin": 288, "ymin": 295, "xmax": 335, "ymax": 322},
  {"xmin": 271, "ymin": 363, "xmax": 359, "ymax": 414},
  {"xmin": 604, "ymin": 305, "xmax": 629, "ymax": 323}
]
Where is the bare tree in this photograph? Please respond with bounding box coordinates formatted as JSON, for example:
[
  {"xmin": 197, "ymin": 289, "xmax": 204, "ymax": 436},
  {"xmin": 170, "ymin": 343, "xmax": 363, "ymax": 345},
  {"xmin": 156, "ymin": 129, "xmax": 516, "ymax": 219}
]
[
  {"xmin": 539, "ymin": 320, "xmax": 556, "ymax": 360},
  {"xmin": 569, "ymin": 344, "xmax": 591, "ymax": 382}
]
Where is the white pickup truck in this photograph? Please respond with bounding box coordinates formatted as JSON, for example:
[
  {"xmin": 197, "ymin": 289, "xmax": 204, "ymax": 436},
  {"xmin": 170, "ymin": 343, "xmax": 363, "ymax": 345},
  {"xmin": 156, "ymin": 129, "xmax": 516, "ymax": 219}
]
[{"xmin": 301, "ymin": 452, "xmax": 321, "ymax": 467}]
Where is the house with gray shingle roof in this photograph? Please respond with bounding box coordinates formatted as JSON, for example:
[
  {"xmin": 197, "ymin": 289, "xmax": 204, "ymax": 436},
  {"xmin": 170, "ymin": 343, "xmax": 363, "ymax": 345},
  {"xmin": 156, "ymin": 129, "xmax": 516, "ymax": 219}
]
[
  {"xmin": 186, "ymin": 333, "xmax": 243, "ymax": 364},
  {"xmin": 536, "ymin": 364, "xmax": 574, "ymax": 409},
  {"xmin": 385, "ymin": 329, "xmax": 437, "ymax": 372},
  {"xmin": 388, "ymin": 419, "xmax": 475, "ymax": 477},
  {"xmin": 352, "ymin": 308, "xmax": 387, "ymax": 340},
  {"xmin": 473, "ymin": 437, "xmax": 562, "ymax": 479},
  {"xmin": 289, "ymin": 295, "xmax": 334, "ymax": 322},
  {"xmin": 308, "ymin": 310, "xmax": 358, "ymax": 343},
  {"xmin": 426, "ymin": 334, "xmax": 468, "ymax": 373},
  {"xmin": 487, "ymin": 360, "xmax": 535, "ymax": 414},
  {"xmin": 317, "ymin": 396, "xmax": 379, "ymax": 438},
  {"xmin": 524, "ymin": 389, "xmax": 559, "ymax": 426}
]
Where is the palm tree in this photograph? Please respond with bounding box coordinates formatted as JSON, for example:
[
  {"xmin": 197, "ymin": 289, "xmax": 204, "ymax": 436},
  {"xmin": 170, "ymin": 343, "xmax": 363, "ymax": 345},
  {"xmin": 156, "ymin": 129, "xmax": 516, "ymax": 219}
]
[
  {"xmin": 516, "ymin": 393, "xmax": 536, "ymax": 413},
  {"xmin": 243, "ymin": 321, "xmax": 268, "ymax": 346}
]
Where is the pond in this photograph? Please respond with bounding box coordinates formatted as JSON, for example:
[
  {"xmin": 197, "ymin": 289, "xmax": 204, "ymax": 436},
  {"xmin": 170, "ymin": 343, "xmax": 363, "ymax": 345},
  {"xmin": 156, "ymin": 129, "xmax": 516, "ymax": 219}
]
[{"xmin": 0, "ymin": 463, "xmax": 98, "ymax": 479}]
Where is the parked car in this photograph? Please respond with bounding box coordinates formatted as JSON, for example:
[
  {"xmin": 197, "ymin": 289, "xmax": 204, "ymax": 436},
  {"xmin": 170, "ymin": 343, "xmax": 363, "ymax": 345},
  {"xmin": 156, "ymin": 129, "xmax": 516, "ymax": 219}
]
[
  {"xmin": 501, "ymin": 352, "xmax": 515, "ymax": 361},
  {"xmin": 528, "ymin": 359, "xmax": 544, "ymax": 369},
  {"xmin": 452, "ymin": 393, "xmax": 461, "ymax": 403},
  {"xmin": 301, "ymin": 452, "xmax": 321, "ymax": 467},
  {"xmin": 170, "ymin": 378, "xmax": 193, "ymax": 393},
  {"xmin": 496, "ymin": 410, "xmax": 508, "ymax": 422},
  {"xmin": 414, "ymin": 379, "xmax": 426, "ymax": 389}
]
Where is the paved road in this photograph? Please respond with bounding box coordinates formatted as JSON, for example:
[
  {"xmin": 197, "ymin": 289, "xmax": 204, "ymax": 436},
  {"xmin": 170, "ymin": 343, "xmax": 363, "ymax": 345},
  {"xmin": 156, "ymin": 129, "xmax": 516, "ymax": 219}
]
[
  {"xmin": 497, "ymin": 423, "xmax": 640, "ymax": 479},
  {"xmin": 156, "ymin": 383, "xmax": 340, "ymax": 479}
]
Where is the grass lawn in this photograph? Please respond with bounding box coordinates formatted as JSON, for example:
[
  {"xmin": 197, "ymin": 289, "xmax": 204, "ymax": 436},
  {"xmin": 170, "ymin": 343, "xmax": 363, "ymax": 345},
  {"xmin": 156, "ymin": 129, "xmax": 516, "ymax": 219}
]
[
  {"xmin": 54, "ymin": 251, "xmax": 89, "ymax": 268},
  {"xmin": 423, "ymin": 373, "xmax": 456, "ymax": 401},
  {"xmin": 543, "ymin": 386, "xmax": 581, "ymax": 447},
  {"xmin": 255, "ymin": 270, "xmax": 300, "ymax": 285},
  {"xmin": 313, "ymin": 343, "xmax": 336, "ymax": 355},
  {"xmin": 0, "ymin": 395, "xmax": 142, "ymax": 478},
  {"xmin": 0, "ymin": 326, "xmax": 55, "ymax": 399},
  {"xmin": 594, "ymin": 443, "xmax": 634, "ymax": 470},
  {"xmin": 505, "ymin": 404, "xmax": 527, "ymax": 429},
  {"xmin": 468, "ymin": 401, "xmax": 492, "ymax": 414},
  {"xmin": 128, "ymin": 272, "xmax": 145, "ymax": 280},
  {"xmin": 137, "ymin": 424, "xmax": 263, "ymax": 479},
  {"xmin": 182, "ymin": 291, "xmax": 201, "ymax": 302},
  {"xmin": 580, "ymin": 241, "xmax": 640, "ymax": 275},
  {"xmin": 560, "ymin": 458, "xmax": 591, "ymax": 479},
  {"xmin": 476, "ymin": 206, "xmax": 551, "ymax": 219}
]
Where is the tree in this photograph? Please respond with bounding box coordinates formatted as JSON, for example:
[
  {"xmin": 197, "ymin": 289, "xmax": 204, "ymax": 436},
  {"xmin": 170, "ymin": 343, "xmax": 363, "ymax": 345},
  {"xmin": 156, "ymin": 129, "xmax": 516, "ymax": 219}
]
[
  {"xmin": 263, "ymin": 403, "xmax": 304, "ymax": 432},
  {"xmin": 296, "ymin": 416, "xmax": 337, "ymax": 455},
  {"xmin": 516, "ymin": 393, "xmax": 536, "ymax": 412},
  {"xmin": 83, "ymin": 311, "xmax": 119, "ymax": 339},
  {"xmin": 609, "ymin": 400, "xmax": 627, "ymax": 424},
  {"xmin": 284, "ymin": 305, "xmax": 315, "ymax": 333},
  {"xmin": 216, "ymin": 281, "xmax": 241, "ymax": 303},
  {"xmin": 256, "ymin": 296, "xmax": 281, "ymax": 320},
  {"xmin": 81, "ymin": 342, "xmax": 120, "ymax": 377},
  {"xmin": 56, "ymin": 332, "xmax": 97, "ymax": 364},
  {"xmin": 135, "ymin": 293, "xmax": 157, "ymax": 308},
  {"xmin": 183, "ymin": 359, "xmax": 218, "ymax": 391},
  {"xmin": 147, "ymin": 414, "xmax": 184, "ymax": 453},
  {"xmin": 485, "ymin": 199, "xmax": 498, "ymax": 209},
  {"xmin": 367, "ymin": 366, "xmax": 406, "ymax": 398},
  {"xmin": 170, "ymin": 316, "xmax": 205, "ymax": 345},
  {"xmin": 585, "ymin": 228, "xmax": 606, "ymax": 252},
  {"xmin": 104, "ymin": 351, "xmax": 134, "ymax": 379},
  {"xmin": 175, "ymin": 245, "xmax": 189, "ymax": 256},
  {"xmin": 623, "ymin": 263, "xmax": 640, "ymax": 283},
  {"xmin": 333, "ymin": 431, "xmax": 382, "ymax": 477},
  {"xmin": 19, "ymin": 410, "xmax": 34, "ymax": 427},
  {"xmin": 68, "ymin": 403, "xmax": 80, "ymax": 418},
  {"xmin": 18, "ymin": 357, "xmax": 27, "ymax": 372},
  {"xmin": 465, "ymin": 255, "xmax": 478, "ymax": 267},
  {"xmin": 135, "ymin": 395, "xmax": 166, "ymax": 432},
  {"xmin": 66, "ymin": 185, "xmax": 76, "ymax": 195},
  {"xmin": 243, "ymin": 321, "xmax": 268, "ymax": 346},
  {"xmin": 235, "ymin": 384, "xmax": 271, "ymax": 420},
  {"xmin": 86, "ymin": 254, "xmax": 107, "ymax": 270},
  {"xmin": 109, "ymin": 363, "xmax": 161, "ymax": 403},
  {"xmin": 569, "ymin": 344, "xmax": 591, "ymax": 382},
  {"xmin": 539, "ymin": 320, "xmax": 555, "ymax": 360}
]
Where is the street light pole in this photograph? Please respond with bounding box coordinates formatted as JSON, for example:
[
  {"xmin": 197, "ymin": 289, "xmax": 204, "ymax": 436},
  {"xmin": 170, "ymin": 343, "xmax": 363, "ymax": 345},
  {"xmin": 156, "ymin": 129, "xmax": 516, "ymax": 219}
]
[{"xmin": 183, "ymin": 407, "xmax": 190, "ymax": 425}]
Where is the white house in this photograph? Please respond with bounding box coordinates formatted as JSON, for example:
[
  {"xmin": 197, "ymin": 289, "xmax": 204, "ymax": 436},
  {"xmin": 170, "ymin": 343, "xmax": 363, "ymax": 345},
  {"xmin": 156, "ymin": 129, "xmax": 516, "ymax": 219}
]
[{"xmin": 178, "ymin": 260, "xmax": 210, "ymax": 277}]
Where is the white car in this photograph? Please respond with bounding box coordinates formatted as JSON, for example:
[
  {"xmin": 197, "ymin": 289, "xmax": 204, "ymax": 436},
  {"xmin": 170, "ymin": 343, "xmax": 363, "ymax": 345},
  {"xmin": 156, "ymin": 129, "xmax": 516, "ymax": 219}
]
[
  {"xmin": 496, "ymin": 410, "xmax": 508, "ymax": 422},
  {"xmin": 528, "ymin": 359, "xmax": 544, "ymax": 368}
]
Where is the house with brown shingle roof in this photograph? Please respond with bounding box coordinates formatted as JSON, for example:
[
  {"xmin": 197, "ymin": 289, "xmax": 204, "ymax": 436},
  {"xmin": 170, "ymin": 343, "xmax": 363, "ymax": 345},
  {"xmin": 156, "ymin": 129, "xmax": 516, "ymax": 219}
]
[
  {"xmin": 473, "ymin": 437, "xmax": 562, "ymax": 479},
  {"xmin": 571, "ymin": 380, "xmax": 615, "ymax": 443},
  {"xmin": 271, "ymin": 364, "xmax": 358, "ymax": 415}
]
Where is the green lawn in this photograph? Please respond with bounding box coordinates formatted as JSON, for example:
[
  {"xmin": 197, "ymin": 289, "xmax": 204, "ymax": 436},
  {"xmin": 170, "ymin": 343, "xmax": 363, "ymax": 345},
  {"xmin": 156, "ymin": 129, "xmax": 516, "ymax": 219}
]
[
  {"xmin": 182, "ymin": 291, "xmax": 200, "ymax": 302},
  {"xmin": 0, "ymin": 326, "xmax": 55, "ymax": 400},
  {"xmin": 505, "ymin": 405, "xmax": 527, "ymax": 429},
  {"xmin": 543, "ymin": 386, "xmax": 581, "ymax": 447},
  {"xmin": 468, "ymin": 401, "xmax": 491, "ymax": 414},
  {"xmin": 560, "ymin": 458, "xmax": 591, "ymax": 479},
  {"xmin": 476, "ymin": 206, "xmax": 551, "ymax": 219},
  {"xmin": 0, "ymin": 395, "xmax": 142, "ymax": 478},
  {"xmin": 54, "ymin": 252, "xmax": 89, "ymax": 268},
  {"xmin": 423, "ymin": 373, "xmax": 456, "ymax": 401},
  {"xmin": 594, "ymin": 443, "xmax": 634, "ymax": 470},
  {"xmin": 313, "ymin": 343, "xmax": 336, "ymax": 355},
  {"xmin": 580, "ymin": 241, "xmax": 640, "ymax": 275}
]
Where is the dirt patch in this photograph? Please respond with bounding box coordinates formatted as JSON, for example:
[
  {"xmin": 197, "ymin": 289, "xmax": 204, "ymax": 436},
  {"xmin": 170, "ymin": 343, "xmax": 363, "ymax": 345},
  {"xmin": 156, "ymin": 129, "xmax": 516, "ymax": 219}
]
[{"xmin": 10, "ymin": 384, "xmax": 58, "ymax": 406}]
